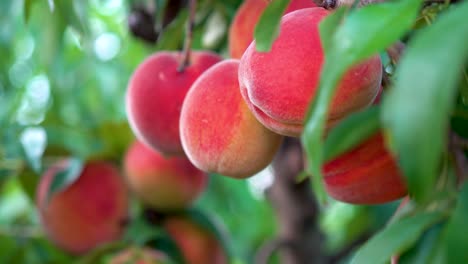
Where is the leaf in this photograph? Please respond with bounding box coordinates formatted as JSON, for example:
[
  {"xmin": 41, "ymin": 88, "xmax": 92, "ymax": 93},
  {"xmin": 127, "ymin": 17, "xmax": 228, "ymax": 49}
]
[
  {"xmin": 351, "ymin": 212, "xmax": 445, "ymax": 264},
  {"xmin": 301, "ymin": 0, "xmax": 422, "ymax": 204},
  {"xmin": 123, "ymin": 217, "xmax": 163, "ymax": 246},
  {"xmin": 442, "ymin": 182, "xmax": 468, "ymax": 263},
  {"xmin": 324, "ymin": 106, "xmax": 380, "ymax": 162},
  {"xmin": 23, "ymin": 0, "xmax": 34, "ymax": 23},
  {"xmin": 398, "ymin": 223, "xmax": 445, "ymax": 264},
  {"xmin": 46, "ymin": 158, "xmax": 83, "ymax": 203},
  {"xmin": 254, "ymin": 0, "xmax": 290, "ymax": 52},
  {"xmin": 20, "ymin": 127, "xmax": 47, "ymax": 173},
  {"xmin": 186, "ymin": 208, "xmax": 232, "ymax": 259},
  {"xmin": 17, "ymin": 168, "xmax": 40, "ymax": 201},
  {"xmin": 382, "ymin": 1, "xmax": 468, "ymax": 201}
]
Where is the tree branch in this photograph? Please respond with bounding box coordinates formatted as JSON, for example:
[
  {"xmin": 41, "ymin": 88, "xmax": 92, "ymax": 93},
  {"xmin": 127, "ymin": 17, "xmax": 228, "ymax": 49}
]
[
  {"xmin": 178, "ymin": 0, "xmax": 196, "ymax": 72},
  {"xmin": 264, "ymin": 137, "xmax": 325, "ymax": 264}
]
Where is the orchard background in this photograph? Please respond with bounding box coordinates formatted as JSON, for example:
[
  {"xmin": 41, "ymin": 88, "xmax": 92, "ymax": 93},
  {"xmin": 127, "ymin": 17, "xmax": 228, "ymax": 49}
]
[{"xmin": 0, "ymin": 0, "xmax": 467, "ymax": 263}]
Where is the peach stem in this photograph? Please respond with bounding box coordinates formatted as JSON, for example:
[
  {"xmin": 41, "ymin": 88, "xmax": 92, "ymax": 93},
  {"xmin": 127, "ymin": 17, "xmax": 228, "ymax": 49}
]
[{"xmin": 178, "ymin": 0, "xmax": 197, "ymax": 72}]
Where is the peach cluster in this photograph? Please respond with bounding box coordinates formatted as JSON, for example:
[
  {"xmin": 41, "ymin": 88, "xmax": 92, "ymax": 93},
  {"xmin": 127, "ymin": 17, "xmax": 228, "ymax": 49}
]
[{"xmin": 124, "ymin": 1, "xmax": 407, "ymax": 208}]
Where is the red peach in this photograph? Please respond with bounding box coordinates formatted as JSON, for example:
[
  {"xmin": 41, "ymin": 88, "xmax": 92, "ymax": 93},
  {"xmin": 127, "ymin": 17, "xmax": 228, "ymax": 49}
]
[
  {"xmin": 323, "ymin": 132, "xmax": 407, "ymax": 204},
  {"xmin": 36, "ymin": 161, "xmax": 129, "ymax": 255},
  {"xmin": 109, "ymin": 247, "xmax": 170, "ymax": 264},
  {"xmin": 164, "ymin": 217, "xmax": 227, "ymax": 264},
  {"xmin": 228, "ymin": 0, "xmax": 317, "ymax": 59},
  {"xmin": 180, "ymin": 60, "xmax": 283, "ymax": 178},
  {"xmin": 126, "ymin": 51, "xmax": 222, "ymax": 156},
  {"xmin": 124, "ymin": 140, "xmax": 207, "ymax": 211},
  {"xmin": 239, "ymin": 8, "xmax": 382, "ymax": 137}
]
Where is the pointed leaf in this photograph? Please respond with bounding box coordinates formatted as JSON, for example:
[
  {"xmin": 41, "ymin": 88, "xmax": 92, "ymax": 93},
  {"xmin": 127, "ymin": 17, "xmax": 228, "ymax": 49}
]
[
  {"xmin": 351, "ymin": 212, "xmax": 445, "ymax": 264},
  {"xmin": 254, "ymin": 0, "xmax": 290, "ymax": 52},
  {"xmin": 324, "ymin": 106, "xmax": 380, "ymax": 162},
  {"xmin": 46, "ymin": 158, "xmax": 83, "ymax": 202},
  {"xmin": 382, "ymin": 1, "xmax": 468, "ymax": 201}
]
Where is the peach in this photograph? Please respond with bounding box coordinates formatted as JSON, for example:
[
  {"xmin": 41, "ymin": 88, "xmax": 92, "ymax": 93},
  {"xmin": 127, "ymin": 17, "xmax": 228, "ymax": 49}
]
[
  {"xmin": 36, "ymin": 161, "xmax": 129, "ymax": 255},
  {"xmin": 109, "ymin": 247, "xmax": 170, "ymax": 264},
  {"xmin": 126, "ymin": 51, "xmax": 222, "ymax": 156},
  {"xmin": 164, "ymin": 216, "xmax": 227, "ymax": 264},
  {"xmin": 323, "ymin": 132, "xmax": 407, "ymax": 204},
  {"xmin": 228, "ymin": 0, "xmax": 317, "ymax": 59},
  {"xmin": 180, "ymin": 60, "xmax": 283, "ymax": 178},
  {"xmin": 124, "ymin": 140, "xmax": 207, "ymax": 211},
  {"xmin": 239, "ymin": 8, "xmax": 382, "ymax": 137}
]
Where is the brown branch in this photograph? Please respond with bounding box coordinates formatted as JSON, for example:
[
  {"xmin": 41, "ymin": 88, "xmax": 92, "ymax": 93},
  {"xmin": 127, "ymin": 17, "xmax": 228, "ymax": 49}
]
[
  {"xmin": 264, "ymin": 137, "xmax": 325, "ymax": 264},
  {"xmin": 178, "ymin": 0, "xmax": 196, "ymax": 72}
]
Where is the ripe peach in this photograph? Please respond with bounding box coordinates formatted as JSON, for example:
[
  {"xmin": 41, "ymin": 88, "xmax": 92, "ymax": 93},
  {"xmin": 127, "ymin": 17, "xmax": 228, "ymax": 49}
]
[
  {"xmin": 239, "ymin": 8, "xmax": 382, "ymax": 137},
  {"xmin": 228, "ymin": 0, "xmax": 316, "ymax": 59},
  {"xmin": 109, "ymin": 247, "xmax": 170, "ymax": 264},
  {"xmin": 126, "ymin": 51, "xmax": 222, "ymax": 156},
  {"xmin": 180, "ymin": 59, "xmax": 283, "ymax": 178},
  {"xmin": 323, "ymin": 132, "xmax": 407, "ymax": 204},
  {"xmin": 164, "ymin": 217, "xmax": 227, "ymax": 264},
  {"xmin": 124, "ymin": 140, "xmax": 207, "ymax": 211},
  {"xmin": 36, "ymin": 161, "xmax": 129, "ymax": 255}
]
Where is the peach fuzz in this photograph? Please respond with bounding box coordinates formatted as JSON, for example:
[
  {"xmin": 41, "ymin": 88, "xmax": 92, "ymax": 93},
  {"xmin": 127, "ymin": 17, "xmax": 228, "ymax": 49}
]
[
  {"xmin": 109, "ymin": 247, "xmax": 170, "ymax": 264},
  {"xmin": 126, "ymin": 51, "xmax": 222, "ymax": 156},
  {"xmin": 323, "ymin": 132, "xmax": 407, "ymax": 204},
  {"xmin": 164, "ymin": 217, "xmax": 227, "ymax": 264},
  {"xmin": 124, "ymin": 140, "xmax": 207, "ymax": 211},
  {"xmin": 36, "ymin": 161, "xmax": 129, "ymax": 255},
  {"xmin": 239, "ymin": 8, "xmax": 382, "ymax": 137},
  {"xmin": 180, "ymin": 60, "xmax": 283, "ymax": 178},
  {"xmin": 228, "ymin": 0, "xmax": 316, "ymax": 59}
]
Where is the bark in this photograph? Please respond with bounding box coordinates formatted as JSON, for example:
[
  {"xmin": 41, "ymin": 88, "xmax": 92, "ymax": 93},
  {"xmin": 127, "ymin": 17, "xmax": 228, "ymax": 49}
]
[{"xmin": 264, "ymin": 137, "xmax": 326, "ymax": 264}]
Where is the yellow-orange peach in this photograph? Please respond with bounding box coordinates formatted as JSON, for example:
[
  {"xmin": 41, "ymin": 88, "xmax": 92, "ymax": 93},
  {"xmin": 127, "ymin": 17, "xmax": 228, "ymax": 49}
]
[
  {"xmin": 124, "ymin": 140, "xmax": 207, "ymax": 211},
  {"xmin": 126, "ymin": 51, "xmax": 222, "ymax": 156},
  {"xmin": 239, "ymin": 8, "xmax": 382, "ymax": 137},
  {"xmin": 36, "ymin": 161, "xmax": 129, "ymax": 255},
  {"xmin": 229, "ymin": 0, "xmax": 316, "ymax": 59},
  {"xmin": 180, "ymin": 60, "xmax": 283, "ymax": 178},
  {"xmin": 323, "ymin": 132, "xmax": 407, "ymax": 204},
  {"xmin": 164, "ymin": 217, "xmax": 227, "ymax": 264},
  {"xmin": 109, "ymin": 247, "xmax": 170, "ymax": 264}
]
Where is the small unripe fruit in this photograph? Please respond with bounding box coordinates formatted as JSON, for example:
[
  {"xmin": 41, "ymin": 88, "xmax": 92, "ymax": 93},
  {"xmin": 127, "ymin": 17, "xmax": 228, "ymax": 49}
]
[
  {"xmin": 323, "ymin": 132, "xmax": 407, "ymax": 204},
  {"xmin": 180, "ymin": 59, "xmax": 283, "ymax": 178},
  {"xmin": 126, "ymin": 51, "xmax": 222, "ymax": 156},
  {"xmin": 164, "ymin": 217, "xmax": 227, "ymax": 264},
  {"xmin": 124, "ymin": 140, "xmax": 207, "ymax": 211},
  {"xmin": 229, "ymin": 0, "xmax": 317, "ymax": 59},
  {"xmin": 239, "ymin": 8, "xmax": 382, "ymax": 137},
  {"xmin": 36, "ymin": 161, "xmax": 129, "ymax": 255}
]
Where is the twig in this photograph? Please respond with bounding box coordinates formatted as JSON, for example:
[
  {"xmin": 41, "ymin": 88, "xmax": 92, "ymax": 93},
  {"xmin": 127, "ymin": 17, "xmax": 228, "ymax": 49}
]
[
  {"xmin": 178, "ymin": 0, "xmax": 196, "ymax": 72},
  {"xmin": 264, "ymin": 137, "xmax": 325, "ymax": 264}
]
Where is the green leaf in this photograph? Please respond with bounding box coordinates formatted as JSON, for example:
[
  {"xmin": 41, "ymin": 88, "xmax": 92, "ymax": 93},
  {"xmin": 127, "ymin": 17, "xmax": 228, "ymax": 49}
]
[
  {"xmin": 398, "ymin": 223, "xmax": 445, "ymax": 264},
  {"xmin": 23, "ymin": 0, "xmax": 34, "ymax": 22},
  {"xmin": 443, "ymin": 182, "xmax": 468, "ymax": 263},
  {"xmin": 301, "ymin": 0, "xmax": 422, "ymax": 204},
  {"xmin": 351, "ymin": 212, "xmax": 445, "ymax": 264},
  {"xmin": 46, "ymin": 158, "xmax": 83, "ymax": 203},
  {"xmin": 186, "ymin": 208, "xmax": 232, "ymax": 259},
  {"xmin": 17, "ymin": 168, "xmax": 40, "ymax": 201},
  {"xmin": 324, "ymin": 106, "xmax": 380, "ymax": 162},
  {"xmin": 319, "ymin": 6, "xmax": 348, "ymax": 55},
  {"xmin": 254, "ymin": 0, "xmax": 290, "ymax": 52},
  {"xmin": 123, "ymin": 217, "xmax": 162, "ymax": 246},
  {"xmin": 382, "ymin": 1, "xmax": 468, "ymax": 201}
]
